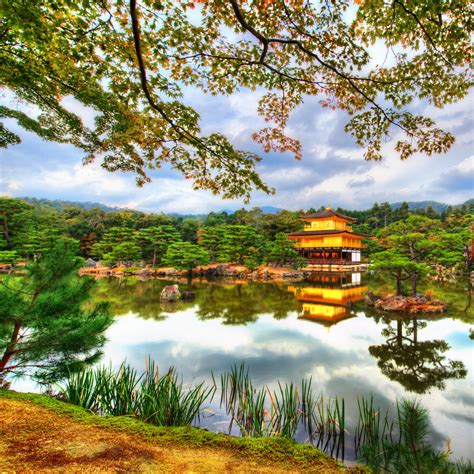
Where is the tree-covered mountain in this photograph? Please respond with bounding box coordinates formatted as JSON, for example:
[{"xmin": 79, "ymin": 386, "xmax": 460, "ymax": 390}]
[
  {"xmin": 390, "ymin": 200, "xmax": 473, "ymax": 214},
  {"xmin": 20, "ymin": 197, "xmax": 121, "ymax": 212},
  {"xmin": 17, "ymin": 197, "xmax": 473, "ymax": 216}
]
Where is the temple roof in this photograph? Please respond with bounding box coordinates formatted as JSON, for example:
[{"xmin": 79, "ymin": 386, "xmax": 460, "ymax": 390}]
[
  {"xmin": 299, "ymin": 209, "xmax": 358, "ymax": 222},
  {"xmin": 298, "ymin": 313, "xmax": 356, "ymax": 327},
  {"xmin": 288, "ymin": 229, "xmax": 372, "ymax": 237}
]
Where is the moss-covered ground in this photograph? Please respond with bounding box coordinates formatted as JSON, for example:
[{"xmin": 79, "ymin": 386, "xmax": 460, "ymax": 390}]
[{"xmin": 0, "ymin": 389, "xmax": 367, "ymax": 472}]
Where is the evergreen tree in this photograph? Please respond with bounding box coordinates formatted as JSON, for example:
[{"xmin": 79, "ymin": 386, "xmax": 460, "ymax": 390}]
[
  {"xmin": 0, "ymin": 197, "xmax": 33, "ymax": 248},
  {"xmin": 91, "ymin": 227, "xmax": 135, "ymax": 261},
  {"xmin": 177, "ymin": 218, "xmax": 200, "ymax": 243},
  {"xmin": 135, "ymin": 225, "xmax": 180, "ymax": 266},
  {"xmin": 0, "ymin": 250, "xmax": 20, "ymax": 264},
  {"xmin": 379, "ymin": 202, "xmax": 392, "ymax": 227},
  {"xmin": 426, "ymin": 205, "xmax": 438, "ymax": 219},
  {"xmin": 164, "ymin": 242, "xmax": 210, "ymax": 274},
  {"xmin": 104, "ymin": 241, "xmax": 142, "ymax": 266},
  {"xmin": 397, "ymin": 202, "xmax": 410, "ymax": 220},
  {"xmin": 217, "ymin": 225, "xmax": 263, "ymax": 265},
  {"xmin": 199, "ymin": 226, "xmax": 227, "ymax": 263},
  {"xmin": 372, "ymin": 251, "xmax": 429, "ymax": 296},
  {"xmin": 204, "ymin": 212, "xmax": 233, "ymax": 227},
  {"xmin": 0, "ymin": 240, "xmax": 112, "ymax": 384},
  {"xmin": 265, "ymin": 233, "xmax": 303, "ymax": 268},
  {"xmin": 378, "ymin": 215, "xmax": 439, "ymax": 295}
]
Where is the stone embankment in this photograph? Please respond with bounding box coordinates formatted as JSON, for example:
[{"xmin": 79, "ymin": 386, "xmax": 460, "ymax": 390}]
[
  {"xmin": 79, "ymin": 263, "xmax": 305, "ymax": 281},
  {"xmin": 366, "ymin": 291, "xmax": 447, "ymax": 314}
]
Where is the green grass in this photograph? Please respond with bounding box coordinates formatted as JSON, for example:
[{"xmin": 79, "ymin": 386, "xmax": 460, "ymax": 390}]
[{"xmin": 0, "ymin": 389, "xmax": 361, "ymax": 471}]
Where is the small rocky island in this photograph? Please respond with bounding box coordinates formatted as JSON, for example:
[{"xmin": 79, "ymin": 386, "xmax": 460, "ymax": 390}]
[{"xmin": 366, "ymin": 291, "xmax": 447, "ymax": 314}]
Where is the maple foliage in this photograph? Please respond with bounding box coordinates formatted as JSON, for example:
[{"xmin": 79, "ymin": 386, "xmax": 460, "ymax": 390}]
[{"xmin": 0, "ymin": 0, "xmax": 472, "ymax": 200}]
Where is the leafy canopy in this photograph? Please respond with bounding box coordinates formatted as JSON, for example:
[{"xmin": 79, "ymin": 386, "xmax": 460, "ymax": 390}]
[{"xmin": 1, "ymin": 0, "xmax": 471, "ymax": 200}]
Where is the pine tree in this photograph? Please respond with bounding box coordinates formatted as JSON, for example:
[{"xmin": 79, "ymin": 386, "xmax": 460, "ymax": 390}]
[
  {"xmin": 91, "ymin": 227, "xmax": 135, "ymax": 261},
  {"xmin": 104, "ymin": 241, "xmax": 142, "ymax": 266},
  {"xmin": 0, "ymin": 240, "xmax": 112, "ymax": 384},
  {"xmin": 135, "ymin": 225, "xmax": 180, "ymax": 266},
  {"xmin": 265, "ymin": 233, "xmax": 302, "ymax": 268},
  {"xmin": 164, "ymin": 242, "xmax": 210, "ymax": 274},
  {"xmin": 217, "ymin": 225, "xmax": 263, "ymax": 265}
]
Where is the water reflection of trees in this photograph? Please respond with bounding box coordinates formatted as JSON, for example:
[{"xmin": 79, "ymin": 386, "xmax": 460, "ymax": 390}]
[
  {"xmin": 92, "ymin": 279, "xmax": 298, "ymax": 324},
  {"xmin": 369, "ymin": 316, "xmax": 467, "ymax": 394},
  {"xmin": 195, "ymin": 283, "xmax": 297, "ymax": 324},
  {"xmin": 92, "ymin": 278, "xmax": 170, "ymax": 320}
]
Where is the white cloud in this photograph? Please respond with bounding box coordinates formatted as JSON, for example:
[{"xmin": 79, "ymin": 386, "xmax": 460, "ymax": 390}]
[
  {"xmin": 455, "ymin": 156, "xmax": 473, "ymax": 174},
  {"xmin": 39, "ymin": 162, "xmax": 129, "ymax": 194}
]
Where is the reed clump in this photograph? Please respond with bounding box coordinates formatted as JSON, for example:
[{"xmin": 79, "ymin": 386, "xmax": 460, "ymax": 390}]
[
  {"xmin": 61, "ymin": 359, "xmax": 214, "ymax": 426},
  {"xmin": 62, "ymin": 360, "xmax": 470, "ymax": 472},
  {"xmin": 217, "ymin": 363, "xmax": 345, "ymax": 457}
]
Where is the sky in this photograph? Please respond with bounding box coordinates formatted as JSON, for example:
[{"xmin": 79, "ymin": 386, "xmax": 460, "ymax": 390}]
[{"xmin": 1, "ymin": 84, "xmax": 473, "ymax": 214}]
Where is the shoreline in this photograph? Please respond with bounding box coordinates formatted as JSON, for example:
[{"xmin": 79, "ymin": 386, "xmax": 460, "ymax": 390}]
[
  {"xmin": 0, "ymin": 389, "xmax": 365, "ymax": 473},
  {"xmin": 79, "ymin": 263, "xmax": 308, "ymax": 281}
]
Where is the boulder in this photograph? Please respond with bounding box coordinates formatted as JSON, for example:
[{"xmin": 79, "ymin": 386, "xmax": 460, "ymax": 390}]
[
  {"xmin": 282, "ymin": 270, "xmax": 303, "ymax": 279},
  {"xmin": 365, "ymin": 291, "xmax": 381, "ymax": 306},
  {"xmin": 160, "ymin": 285, "xmax": 181, "ymax": 302},
  {"xmin": 181, "ymin": 291, "xmax": 196, "ymax": 301},
  {"xmin": 135, "ymin": 268, "xmax": 151, "ymax": 276},
  {"xmin": 374, "ymin": 296, "xmax": 409, "ymax": 312}
]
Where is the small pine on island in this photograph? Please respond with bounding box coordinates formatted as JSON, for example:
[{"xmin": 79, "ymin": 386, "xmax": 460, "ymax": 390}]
[{"xmin": 288, "ymin": 208, "xmax": 372, "ymax": 271}]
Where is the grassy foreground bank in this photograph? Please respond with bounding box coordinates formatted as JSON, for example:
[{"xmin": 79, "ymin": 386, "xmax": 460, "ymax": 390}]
[{"xmin": 0, "ymin": 390, "xmax": 365, "ymax": 472}]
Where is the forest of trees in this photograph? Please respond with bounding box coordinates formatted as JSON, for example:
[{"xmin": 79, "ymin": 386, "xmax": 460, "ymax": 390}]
[{"xmin": 0, "ymin": 197, "xmax": 472, "ymax": 281}]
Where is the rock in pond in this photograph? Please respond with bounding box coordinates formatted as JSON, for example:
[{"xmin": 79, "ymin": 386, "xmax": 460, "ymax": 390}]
[
  {"xmin": 181, "ymin": 291, "xmax": 196, "ymax": 301},
  {"xmin": 160, "ymin": 285, "xmax": 181, "ymax": 302},
  {"xmin": 373, "ymin": 294, "xmax": 447, "ymax": 314},
  {"xmin": 365, "ymin": 291, "xmax": 381, "ymax": 306}
]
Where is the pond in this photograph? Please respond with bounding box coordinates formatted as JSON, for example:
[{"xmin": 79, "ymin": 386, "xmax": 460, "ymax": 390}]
[{"xmin": 12, "ymin": 272, "xmax": 474, "ymax": 462}]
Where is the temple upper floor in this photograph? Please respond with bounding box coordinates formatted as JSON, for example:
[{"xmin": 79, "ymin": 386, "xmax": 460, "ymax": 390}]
[
  {"xmin": 304, "ymin": 219, "xmax": 352, "ymax": 232},
  {"xmin": 299, "ymin": 208, "xmax": 358, "ymax": 233}
]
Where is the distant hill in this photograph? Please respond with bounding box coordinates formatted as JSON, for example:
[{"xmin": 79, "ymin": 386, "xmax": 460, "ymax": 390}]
[
  {"xmin": 260, "ymin": 206, "xmax": 284, "ymax": 214},
  {"xmin": 18, "ymin": 197, "xmax": 472, "ymax": 216},
  {"xmin": 20, "ymin": 197, "xmax": 122, "ymax": 212},
  {"xmin": 219, "ymin": 206, "xmax": 283, "ymax": 215},
  {"xmin": 390, "ymin": 200, "xmax": 473, "ymax": 213}
]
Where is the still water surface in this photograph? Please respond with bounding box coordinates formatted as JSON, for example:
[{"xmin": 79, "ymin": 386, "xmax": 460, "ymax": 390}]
[{"xmin": 15, "ymin": 272, "xmax": 474, "ymax": 461}]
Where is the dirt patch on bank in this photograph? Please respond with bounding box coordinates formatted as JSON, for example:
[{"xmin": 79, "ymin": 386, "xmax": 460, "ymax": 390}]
[{"xmin": 0, "ymin": 397, "xmax": 354, "ymax": 473}]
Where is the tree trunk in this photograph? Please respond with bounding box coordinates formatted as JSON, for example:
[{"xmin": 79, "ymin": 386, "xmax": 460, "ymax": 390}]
[
  {"xmin": 411, "ymin": 272, "xmax": 418, "ymax": 296},
  {"xmin": 0, "ymin": 322, "xmax": 21, "ymax": 373},
  {"xmin": 464, "ymin": 278, "xmax": 472, "ymax": 313},
  {"xmin": 152, "ymin": 249, "xmax": 156, "ymax": 267},
  {"xmin": 397, "ymin": 320, "xmax": 402, "ymax": 345},
  {"xmin": 396, "ymin": 269, "xmax": 403, "ymax": 296}
]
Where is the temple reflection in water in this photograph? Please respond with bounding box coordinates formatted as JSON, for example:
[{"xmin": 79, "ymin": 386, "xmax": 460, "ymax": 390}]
[{"xmin": 288, "ymin": 273, "xmax": 368, "ymax": 327}]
